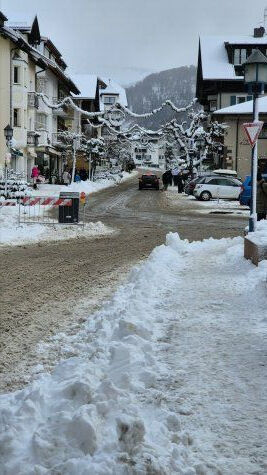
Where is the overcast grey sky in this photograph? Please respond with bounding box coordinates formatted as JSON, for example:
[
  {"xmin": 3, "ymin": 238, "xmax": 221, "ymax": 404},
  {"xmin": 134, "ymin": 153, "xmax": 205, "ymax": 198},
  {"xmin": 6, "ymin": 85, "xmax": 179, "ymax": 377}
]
[{"xmin": 2, "ymin": 0, "xmax": 267, "ymax": 85}]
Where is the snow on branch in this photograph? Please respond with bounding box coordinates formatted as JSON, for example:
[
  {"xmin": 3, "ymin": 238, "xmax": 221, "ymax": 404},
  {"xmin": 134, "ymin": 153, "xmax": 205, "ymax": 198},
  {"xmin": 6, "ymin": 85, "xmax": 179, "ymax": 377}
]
[
  {"xmin": 37, "ymin": 93, "xmax": 197, "ymax": 121},
  {"xmin": 114, "ymin": 98, "xmax": 198, "ymax": 119}
]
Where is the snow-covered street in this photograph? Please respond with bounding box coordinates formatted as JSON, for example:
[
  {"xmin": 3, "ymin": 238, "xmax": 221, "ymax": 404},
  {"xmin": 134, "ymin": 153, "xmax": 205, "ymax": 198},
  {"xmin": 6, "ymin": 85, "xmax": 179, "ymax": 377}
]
[{"xmin": 1, "ymin": 231, "xmax": 266, "ymax": 474}]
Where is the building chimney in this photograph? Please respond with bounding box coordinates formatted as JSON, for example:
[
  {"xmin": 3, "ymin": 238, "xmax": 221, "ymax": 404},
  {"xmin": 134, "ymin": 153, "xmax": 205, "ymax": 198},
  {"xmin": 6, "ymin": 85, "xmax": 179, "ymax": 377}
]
[
  {"xmin": 0, "ymin": 11, "xmax": 8, "ymax": 27},
  {"xmin": 254, "ymin": 26, "xmax": 265, "ymax": 38}
]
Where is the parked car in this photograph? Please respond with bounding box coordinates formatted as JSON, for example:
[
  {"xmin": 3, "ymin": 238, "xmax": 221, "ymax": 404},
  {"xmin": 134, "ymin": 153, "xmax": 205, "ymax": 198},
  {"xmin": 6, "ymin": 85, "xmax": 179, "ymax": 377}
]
[
  {"xmin": 193, "ymin": 176, "xmax": 242, "ymax": 201},
  {"xmin": 239, "ymin": 173, "xmax": 267, "ymax": 206},
  {"xmin": 139, "ymin": 174, "xmax": 160, "ymax": 190},
  {"xmin": 184, "ymin": 176, "xmax": 212, "ymax": 195},
  {"xmin": 239, "ymin": 175, "xmax": 251, "ymax": 206}
]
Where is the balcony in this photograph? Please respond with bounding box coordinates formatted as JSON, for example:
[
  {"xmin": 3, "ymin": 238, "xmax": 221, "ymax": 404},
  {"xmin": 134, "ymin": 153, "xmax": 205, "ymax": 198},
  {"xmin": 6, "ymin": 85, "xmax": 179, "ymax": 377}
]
[
  {"xmin": 27, "ymin": 92, "xmax": 39, "ymax": 108},
  {"xmin": 52, "ymin": 132, "xmax": 68, "ymax": 148}
]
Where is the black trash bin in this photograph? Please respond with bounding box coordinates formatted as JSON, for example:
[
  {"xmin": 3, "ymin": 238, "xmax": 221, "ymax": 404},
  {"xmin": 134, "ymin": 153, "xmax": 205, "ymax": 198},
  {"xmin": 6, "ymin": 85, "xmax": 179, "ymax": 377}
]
[{"xmin": 58, "ymin": 191, "xmax": 80, "ymax": 223}]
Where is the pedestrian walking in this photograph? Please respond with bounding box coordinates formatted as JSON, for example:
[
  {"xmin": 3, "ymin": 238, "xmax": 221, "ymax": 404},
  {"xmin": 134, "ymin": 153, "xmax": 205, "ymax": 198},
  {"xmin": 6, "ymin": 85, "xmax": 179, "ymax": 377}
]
[
  {"xmin": 172, "ymin": 167, "xmax": 179, "ymax": 186},
  {"xmin": 74, "ymin": 170, "xmax": 81, "ymax": 182},
  {"xmin": 162, "ymin": 170, "xmax": 172, "ymax": 191},
  {"xmin": 31, "ymin": 165, "xmax": 40, "ymax": 189},
  {"xmin": 80, "ymin": 168, "xmax": 88, "ymax": 181},
  {"xmin": 177, "ymin": 172, "xmax": 184, "ymax": 193},
  {"xmin": 256, "ymin": 171, "xmax": 267, "ymax": 221},
  {"xmin": 62, "ymin": 169, "xmax": 71, "ymax": 185}
]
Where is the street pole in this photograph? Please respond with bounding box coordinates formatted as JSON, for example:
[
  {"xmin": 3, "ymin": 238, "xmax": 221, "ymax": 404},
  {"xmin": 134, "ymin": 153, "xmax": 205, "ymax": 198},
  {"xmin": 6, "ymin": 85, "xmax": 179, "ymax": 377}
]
[
  {"xmin": 88, "ymin": 152, "xmax": 91, "ymax": 180},
  {"xmin": 4, "ymin": 139, "xmax": 11, "ymax": 198},
  {"xmin": 249, "ymin": 93, "xmax": 259, "ymax": 232},
  {"xmin": 4, "ymin": 156, "xmax": 8, "ymax": 198},
  {"xmin": 71, "ymin": 137, "xmax": 77, "ymax": 184}
]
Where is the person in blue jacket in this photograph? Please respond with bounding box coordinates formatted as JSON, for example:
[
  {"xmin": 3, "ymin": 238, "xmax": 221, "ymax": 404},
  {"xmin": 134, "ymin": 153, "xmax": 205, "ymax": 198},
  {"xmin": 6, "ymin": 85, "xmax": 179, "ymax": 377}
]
[{"xmin": 74, "ymin": 170, "xmax": 81, "ymax": 182}]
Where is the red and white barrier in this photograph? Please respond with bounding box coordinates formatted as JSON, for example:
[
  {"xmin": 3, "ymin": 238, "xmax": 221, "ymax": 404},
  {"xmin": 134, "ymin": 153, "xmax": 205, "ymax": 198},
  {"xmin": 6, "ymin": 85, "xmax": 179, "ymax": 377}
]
[
  {"xmin": 22, "ymin": 197, "xmax": 72, "ymax": 206},
  {"xmin": 0, "ymin": 201, "xmax": 16, "ymax": 206}
]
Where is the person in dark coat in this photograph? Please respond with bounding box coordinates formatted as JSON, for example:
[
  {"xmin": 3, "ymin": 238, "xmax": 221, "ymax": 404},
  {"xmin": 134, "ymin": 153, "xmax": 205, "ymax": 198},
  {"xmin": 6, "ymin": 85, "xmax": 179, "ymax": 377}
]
[
  {"xmin": 162, "ymin": 170, "xmax": 172, "ymax": 191},
  {"xmin": 80, "ymin": 168, "xmax": 88, "ymax": 181},
  {"xmin": 177, "ymin": 172, "xmax": 184, "ymax": 193},
  {"xmin": 257, "ymin": 171, "xmax": 267, "ymax": 221}
]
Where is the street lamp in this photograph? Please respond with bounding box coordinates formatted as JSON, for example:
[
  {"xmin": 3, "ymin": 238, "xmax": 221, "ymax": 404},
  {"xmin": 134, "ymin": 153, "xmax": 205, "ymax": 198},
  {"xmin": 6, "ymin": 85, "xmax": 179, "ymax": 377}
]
[
  {"xmin": 243, "ymin": 49, "xmax": 267, "ymax": 231},
  {"xmin": 3, "ymin": 124, "xmax": 13, "ymax": 198}
]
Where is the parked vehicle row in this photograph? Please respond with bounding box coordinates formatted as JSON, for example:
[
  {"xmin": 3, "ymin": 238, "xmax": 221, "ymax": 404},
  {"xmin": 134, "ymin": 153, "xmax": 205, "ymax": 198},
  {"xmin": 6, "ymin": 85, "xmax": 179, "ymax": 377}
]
[{"xmin": 137, "ymin": 169, "xmax": 267, "ymax": 204}]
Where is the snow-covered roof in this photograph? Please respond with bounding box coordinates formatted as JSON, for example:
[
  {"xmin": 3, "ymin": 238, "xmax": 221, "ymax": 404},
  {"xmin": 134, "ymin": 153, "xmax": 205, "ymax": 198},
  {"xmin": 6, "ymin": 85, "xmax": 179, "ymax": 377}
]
[
  {"xmin": 214, "ymin": 96, "xmax": 267, "ymax": 115},
  {"xmin": 200, "ymin": 35, "xmax": 267, "ymax": 80},
  {"xmin": 71, "ymin": 74, "xmax": 98, "ymax": 99},
  {"xmin": 99, "ymin": 77, "xmax": 128, "ymax": 107},
  {"xmin": 7, "ymin": 14, "xmax": 34, "ymax": 30}
]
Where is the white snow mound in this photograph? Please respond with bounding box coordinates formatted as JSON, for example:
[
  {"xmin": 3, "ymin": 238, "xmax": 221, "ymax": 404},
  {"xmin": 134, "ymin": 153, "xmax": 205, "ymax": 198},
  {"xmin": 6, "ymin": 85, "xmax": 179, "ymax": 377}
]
[{"xmin": 0, "ymin": 232, "xmax": 266, "ymax": 473}]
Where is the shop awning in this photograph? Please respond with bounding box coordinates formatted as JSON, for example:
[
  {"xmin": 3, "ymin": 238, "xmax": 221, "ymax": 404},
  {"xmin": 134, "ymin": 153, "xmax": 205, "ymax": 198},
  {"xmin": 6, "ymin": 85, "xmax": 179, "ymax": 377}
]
[{"xmin": 11, "ymin": 148, "xmax": 23, "ymax": 157}]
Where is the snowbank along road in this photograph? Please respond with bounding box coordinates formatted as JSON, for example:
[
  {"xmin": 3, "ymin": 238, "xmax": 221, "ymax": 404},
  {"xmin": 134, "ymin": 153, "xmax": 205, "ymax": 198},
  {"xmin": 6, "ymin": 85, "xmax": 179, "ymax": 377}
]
[
  {"xmin": 0, "ymin": 172, "xmax": 247, "ymax": 394},
  {"xmin": 0, "ymin": 233, "xmax": 266, "ymax": 474}
]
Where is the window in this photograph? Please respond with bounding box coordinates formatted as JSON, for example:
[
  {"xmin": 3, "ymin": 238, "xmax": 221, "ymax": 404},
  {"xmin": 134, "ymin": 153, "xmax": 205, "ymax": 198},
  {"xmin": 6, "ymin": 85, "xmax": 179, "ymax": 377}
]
[
  {"xmin": 103, "ymin": 96, "xmax": 116, "ymax": 105},
  {"xmin": 210, "ymin": 100, "xmax": 217, "ymax": 111},
  {"xmin": 230, "ymin": 95, "xmax": 253, "ymax": 106},
  {"xmin": 36, "ymin": 113, "xmax": 47, "ymax": 130},
  {"xmin": 206, "ymin": 178, "xmax": 219, "ymax": 185},
  {"xmin": 233, "ymin": 48, "xmax": 247, "ymax": 65},
  {"xmin": 13, "ymin": 66, "xmax": 20, "ymax": 84},
  {"xmin": 13, "ymin": 108, "xmax": 21, "ymax": 127},
  {"xmin": 216, "ymin": 178, "xmax": 233, "ymax": 186}
]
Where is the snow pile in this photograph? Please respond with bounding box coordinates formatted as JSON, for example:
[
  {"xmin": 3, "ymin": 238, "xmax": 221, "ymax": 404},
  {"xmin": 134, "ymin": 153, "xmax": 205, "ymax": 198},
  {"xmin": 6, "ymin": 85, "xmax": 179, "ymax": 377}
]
[
  {"xmin": 0, "ymin": 206, "xmax": 113, "ymax": 246},
  {"xmin": 1, "ymin": 234, "xmax": 267, "ymax": 473},
  {"xmin": 64, "ymin": 171, "xmax": 137, "ymax": 194},
  {"xmin": 248, "ymin": 219, "xmax": 267, "ymax": 245},
  {"xmin": 30, "ymin": 171, "xmax": 137, "ymax": 197}
]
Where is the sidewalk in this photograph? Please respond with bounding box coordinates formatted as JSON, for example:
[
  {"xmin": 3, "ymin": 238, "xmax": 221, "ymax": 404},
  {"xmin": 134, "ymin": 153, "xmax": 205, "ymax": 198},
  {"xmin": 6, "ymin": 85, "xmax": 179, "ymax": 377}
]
[
  {"xmin": 0, "ymin": 232, "xmax": 266, "ymax": 473},
  {"xmin": 166, "ymin": 188, "xmax": 250, "ymax": 217}
]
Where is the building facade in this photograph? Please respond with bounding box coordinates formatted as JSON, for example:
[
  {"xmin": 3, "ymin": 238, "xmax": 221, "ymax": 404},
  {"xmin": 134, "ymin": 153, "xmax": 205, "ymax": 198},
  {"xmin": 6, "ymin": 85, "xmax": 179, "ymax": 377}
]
[
  {"xmin": 196, "ymin": 28, "xmax": 267, "ymax": 113},
  {"xmin": 0, "ymin": 12, "xmax": 80, "ymax": 182},
  {"xmin": 196, "ymin": 28, "xmax": 267, "ymax": 174},
  {"xmin": 214, "ymin": 97, "xmax": 267, "ymax": 178}
]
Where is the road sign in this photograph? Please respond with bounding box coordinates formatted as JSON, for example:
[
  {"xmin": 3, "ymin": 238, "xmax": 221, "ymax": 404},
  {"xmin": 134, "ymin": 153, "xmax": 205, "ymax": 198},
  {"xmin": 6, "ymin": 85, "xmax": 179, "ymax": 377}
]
[{"xmin": 243, "ymin": 121, "xmax": 264, "ymax": 147}]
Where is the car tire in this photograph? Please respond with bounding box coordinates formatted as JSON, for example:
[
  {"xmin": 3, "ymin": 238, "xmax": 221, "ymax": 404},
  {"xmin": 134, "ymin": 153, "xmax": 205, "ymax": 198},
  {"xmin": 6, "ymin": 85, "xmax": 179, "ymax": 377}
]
[{"xmin": 200, "ymin": 191, "xmax": 211, "ymax": 201}]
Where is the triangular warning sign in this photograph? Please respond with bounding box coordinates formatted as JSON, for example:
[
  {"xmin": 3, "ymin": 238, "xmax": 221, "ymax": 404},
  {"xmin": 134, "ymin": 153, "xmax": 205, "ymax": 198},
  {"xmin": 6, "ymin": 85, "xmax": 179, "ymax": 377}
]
[{"xmin": 243, "ymin": 121, "xmax": 264, "ymax": 147}]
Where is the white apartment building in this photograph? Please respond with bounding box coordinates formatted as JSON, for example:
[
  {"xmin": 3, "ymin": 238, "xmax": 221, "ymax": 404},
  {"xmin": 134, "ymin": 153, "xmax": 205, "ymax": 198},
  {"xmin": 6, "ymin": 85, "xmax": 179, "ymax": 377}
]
[{"xmin": 0, "ymin": 13, "xmax": 80, "ymax": 182}]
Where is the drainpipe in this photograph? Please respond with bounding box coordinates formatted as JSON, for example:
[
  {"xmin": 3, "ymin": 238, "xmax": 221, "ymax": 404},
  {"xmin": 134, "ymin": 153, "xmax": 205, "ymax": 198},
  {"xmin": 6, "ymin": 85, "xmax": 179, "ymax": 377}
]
[{"xmin": 235, "ymin": 116, "xmax": 239, "ymax": 173}]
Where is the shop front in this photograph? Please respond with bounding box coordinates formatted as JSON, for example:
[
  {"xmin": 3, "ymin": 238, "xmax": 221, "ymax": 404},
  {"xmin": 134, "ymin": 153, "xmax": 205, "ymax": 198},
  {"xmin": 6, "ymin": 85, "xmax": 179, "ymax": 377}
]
[{"xmin": 36, "ymin": 146, "xmax": 63, "ymax": 183}]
